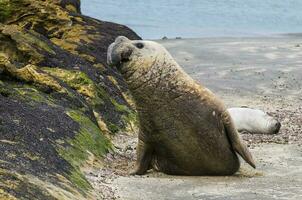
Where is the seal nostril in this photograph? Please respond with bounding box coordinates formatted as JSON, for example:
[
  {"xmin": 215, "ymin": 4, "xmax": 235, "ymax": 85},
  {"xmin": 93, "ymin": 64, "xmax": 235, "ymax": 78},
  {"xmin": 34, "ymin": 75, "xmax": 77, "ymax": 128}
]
[{"xmin": 121, "ymin": 48, "xmax": 132, "ymax": 63}]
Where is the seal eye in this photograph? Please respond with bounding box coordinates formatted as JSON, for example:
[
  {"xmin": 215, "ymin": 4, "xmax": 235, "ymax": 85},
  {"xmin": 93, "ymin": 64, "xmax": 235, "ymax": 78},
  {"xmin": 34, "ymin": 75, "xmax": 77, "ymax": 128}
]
[{"xmin": 135, "ymin": 43, "xmax": 144, "ymax": 49}]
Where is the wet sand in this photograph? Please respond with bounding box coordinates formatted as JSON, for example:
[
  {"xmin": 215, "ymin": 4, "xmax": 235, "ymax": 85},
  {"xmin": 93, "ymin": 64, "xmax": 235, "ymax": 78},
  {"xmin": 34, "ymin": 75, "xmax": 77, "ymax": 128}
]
[{"xmin": 87, "ymin": 36, "xmax": 302, "ymax": 199}]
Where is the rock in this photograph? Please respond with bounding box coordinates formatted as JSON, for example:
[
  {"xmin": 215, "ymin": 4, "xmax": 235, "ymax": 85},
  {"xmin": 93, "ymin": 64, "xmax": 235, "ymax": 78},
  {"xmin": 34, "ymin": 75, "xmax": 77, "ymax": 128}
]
[
  {"xmin": 0, "ymin": 0, "xmax": 140, "ymax": 199},
  {"xmin": 56, "ymin": 0, "xmax": 82, "ymax": 13}
]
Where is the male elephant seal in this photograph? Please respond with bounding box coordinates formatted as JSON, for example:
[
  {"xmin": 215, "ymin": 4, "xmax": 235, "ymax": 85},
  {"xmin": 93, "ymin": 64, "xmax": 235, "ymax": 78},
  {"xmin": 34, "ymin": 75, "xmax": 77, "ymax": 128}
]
[
  {"xmin": 228, "ymin": 107, "xmax": 281, "ymax": 134},
  {"xmin": 107, "ymin": 36, "xmax": 255, "ymax": 175}
]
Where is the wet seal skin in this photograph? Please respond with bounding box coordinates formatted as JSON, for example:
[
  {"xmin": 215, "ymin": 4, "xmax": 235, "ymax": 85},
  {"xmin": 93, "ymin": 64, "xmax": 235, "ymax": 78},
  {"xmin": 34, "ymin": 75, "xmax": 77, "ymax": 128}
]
[{"xmin": 107, "ymin": 36, "xmax": 256, "ymax": 175}]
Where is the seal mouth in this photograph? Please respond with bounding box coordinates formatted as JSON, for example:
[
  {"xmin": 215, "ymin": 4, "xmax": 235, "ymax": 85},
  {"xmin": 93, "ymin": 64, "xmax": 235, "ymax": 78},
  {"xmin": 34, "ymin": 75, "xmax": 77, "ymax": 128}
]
[
  {"xmin": 107, "ymin": 38, "xmax": 133, "ymax": 69},
  {"xmin": 121, "ymin": 57, "xmax": 130, "ymax": 63},
  {"xmin": 114, "ymin": 58, "xmax": 130, "ymax": 71},
  {"xmin": 109, "ymin": 53, "xmax": 131, "ymax": 70},
  {"xmin": 120, "ymin": 50, "xmax": 132, "ymax": 63}
]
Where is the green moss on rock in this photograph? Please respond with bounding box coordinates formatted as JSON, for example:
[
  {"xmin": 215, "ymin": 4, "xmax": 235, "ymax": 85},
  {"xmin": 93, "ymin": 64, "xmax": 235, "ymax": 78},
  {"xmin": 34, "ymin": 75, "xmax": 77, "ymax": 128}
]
[
  {"xmin": 111, "ymin": 98, "xmax": 130, "ymax": 113},
  {"xmin": 107, "ymin": 122, "xmax": 120, "ymax": 134},
  {"xmin": 67, "ymin": 110, "xmax": 111, "ymax": 158},
  {"xmin": 57, "ymin": 110, "xmax": 111, "ymax": 191},
  {"xmin": 18, "ymin": 30, "xmax": 56, "ymax": 55},
  {"xmin": 42, "ymin": 67, "xmax": 98, "ymax": 99},
  {"xmin": 0, "ymin": 0, "xmax": 21, "ymax": 22},
  {"xmin": 14, "ymin": 86, "xmax": 55, "ymax": 105},
  {"xmin": 111, "ymin": 98, "xmax": 138, "ymax": 133},
  {"xmin": 68, "ymin": 169, "xmax": 91, "ymax": 192}
]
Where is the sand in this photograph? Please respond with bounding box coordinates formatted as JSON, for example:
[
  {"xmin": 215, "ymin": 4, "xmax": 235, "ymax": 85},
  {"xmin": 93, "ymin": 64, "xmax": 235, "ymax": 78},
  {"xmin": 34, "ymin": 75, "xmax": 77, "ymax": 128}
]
[{"xmin": 87, "ymin": 36, "xmax": 302, "ymax": 200}]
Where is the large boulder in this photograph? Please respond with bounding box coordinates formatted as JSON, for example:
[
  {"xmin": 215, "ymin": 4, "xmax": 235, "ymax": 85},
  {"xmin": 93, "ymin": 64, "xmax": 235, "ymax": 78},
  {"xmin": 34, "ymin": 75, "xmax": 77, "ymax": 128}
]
[{"xmin": 0, "ymin": 0, "xmax": 140, "ymax": 199}]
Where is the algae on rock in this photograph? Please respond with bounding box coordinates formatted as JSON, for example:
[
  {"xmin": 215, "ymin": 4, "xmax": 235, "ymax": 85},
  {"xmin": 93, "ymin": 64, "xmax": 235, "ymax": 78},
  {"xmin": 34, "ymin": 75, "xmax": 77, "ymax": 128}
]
[{"xmin": 0, "ymin": 0, "xmax": 140, "ymax": 199}]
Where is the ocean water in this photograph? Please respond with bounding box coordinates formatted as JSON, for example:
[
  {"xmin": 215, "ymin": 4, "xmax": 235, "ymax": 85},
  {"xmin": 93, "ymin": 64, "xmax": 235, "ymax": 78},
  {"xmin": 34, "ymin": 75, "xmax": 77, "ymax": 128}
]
[{"xmin": 81, "ymin": 0, "xmax": 302, "ymax": 39}]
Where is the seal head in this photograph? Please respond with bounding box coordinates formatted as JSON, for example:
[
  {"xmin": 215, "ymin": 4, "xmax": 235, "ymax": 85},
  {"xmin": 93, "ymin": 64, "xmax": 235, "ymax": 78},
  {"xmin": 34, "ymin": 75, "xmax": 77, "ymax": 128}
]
[
  {"xmin": 107, "ymin": 36, "xmax": 174, "ymax": 76},
  {"xmin": 107, "ymin": 36, "xmax": 134, "ymax": 69}
]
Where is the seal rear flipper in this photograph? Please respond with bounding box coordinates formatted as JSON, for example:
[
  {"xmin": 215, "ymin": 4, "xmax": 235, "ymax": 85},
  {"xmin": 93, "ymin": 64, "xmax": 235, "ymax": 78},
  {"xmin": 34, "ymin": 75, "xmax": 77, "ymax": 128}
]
[{"xmin": 222, "ymin": 111, "xmax": 256, "ymax": 168}]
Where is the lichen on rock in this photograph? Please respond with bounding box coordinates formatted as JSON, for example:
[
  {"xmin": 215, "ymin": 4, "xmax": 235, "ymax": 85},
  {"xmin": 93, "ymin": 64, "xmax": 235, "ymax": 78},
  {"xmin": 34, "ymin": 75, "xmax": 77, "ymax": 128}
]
[
  {"xmin": 42, "ymin": 67, "xmax": 97, "ymax": 98},
  {"xmin": 0, "ymin": 0, "xmax": 140, "ymax": 199}
]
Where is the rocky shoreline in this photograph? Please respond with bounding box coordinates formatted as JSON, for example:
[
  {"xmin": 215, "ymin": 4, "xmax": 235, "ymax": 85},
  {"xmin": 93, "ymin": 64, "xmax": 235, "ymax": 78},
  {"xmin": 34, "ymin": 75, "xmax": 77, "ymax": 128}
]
[{"xmin": 0, "ymin": 0, "xmax": 140, "ymax": 199}]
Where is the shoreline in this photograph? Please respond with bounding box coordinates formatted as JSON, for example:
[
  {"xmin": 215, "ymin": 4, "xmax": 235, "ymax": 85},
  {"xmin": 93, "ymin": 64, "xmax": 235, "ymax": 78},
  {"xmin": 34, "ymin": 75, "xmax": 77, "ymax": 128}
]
[{"xmin": 150, "ymin": 32, "xmax": 302, "ymax": 41}]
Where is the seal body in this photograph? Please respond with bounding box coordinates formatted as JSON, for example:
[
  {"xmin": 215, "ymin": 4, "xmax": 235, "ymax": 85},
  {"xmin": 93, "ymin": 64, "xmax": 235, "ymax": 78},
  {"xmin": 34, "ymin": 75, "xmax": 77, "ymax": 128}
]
[
  {"xmin": 107, "ymin": 36, "xmax": 255, "ymax": 175},
  {"xmin": 228, "ymin": 107, "xmax": 281, "ymax": 134}
]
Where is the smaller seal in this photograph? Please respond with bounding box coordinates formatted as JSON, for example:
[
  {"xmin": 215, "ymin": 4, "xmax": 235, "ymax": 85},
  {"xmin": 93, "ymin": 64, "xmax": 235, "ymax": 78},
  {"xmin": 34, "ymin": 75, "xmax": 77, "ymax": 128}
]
[{"xmin": 228, "ymin": 107, "xmax": 281, "ymax": 134}]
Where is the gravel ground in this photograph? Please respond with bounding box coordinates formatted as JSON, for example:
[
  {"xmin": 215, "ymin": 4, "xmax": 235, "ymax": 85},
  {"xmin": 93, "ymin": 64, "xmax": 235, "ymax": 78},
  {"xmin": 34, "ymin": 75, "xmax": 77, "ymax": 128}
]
[{"xmin": 86, "ymin": 36, "xmax": 302, "ymax": 199}]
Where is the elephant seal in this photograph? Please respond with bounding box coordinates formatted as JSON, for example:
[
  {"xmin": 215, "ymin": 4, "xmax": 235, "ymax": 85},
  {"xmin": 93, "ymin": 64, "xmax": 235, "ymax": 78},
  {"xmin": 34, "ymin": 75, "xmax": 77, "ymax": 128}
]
[
  {"xmin": 107, "ymin": 36, "xmax": 255, "ymax": 175},
  {"xmin": 228, "ymin": 107, "xmax": 281, "ymax": 134}
]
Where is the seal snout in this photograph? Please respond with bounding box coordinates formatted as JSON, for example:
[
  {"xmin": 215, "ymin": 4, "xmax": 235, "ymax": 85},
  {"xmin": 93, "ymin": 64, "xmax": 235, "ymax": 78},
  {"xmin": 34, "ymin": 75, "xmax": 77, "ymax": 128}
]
[
  {"xmin": 107, "ymin": 36, "xmax": 133, "ymax": 68},
  {"xmin": 273, "ymin": 121, "xmax": 281, "ymax": 134}
]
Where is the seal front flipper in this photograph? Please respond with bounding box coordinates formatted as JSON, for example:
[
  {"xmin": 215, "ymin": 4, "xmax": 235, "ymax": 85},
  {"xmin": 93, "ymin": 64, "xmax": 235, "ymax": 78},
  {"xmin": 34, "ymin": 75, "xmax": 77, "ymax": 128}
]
[
  {"xmin": 130, "ymin": 138, "xmax": 153, "ymax": 175},
  {"xmin": 222, "ymin": 111, "xmax": 256, "ymax": 168}
]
